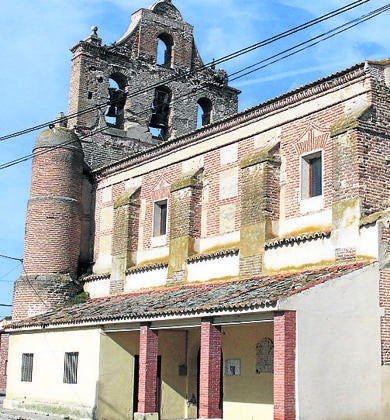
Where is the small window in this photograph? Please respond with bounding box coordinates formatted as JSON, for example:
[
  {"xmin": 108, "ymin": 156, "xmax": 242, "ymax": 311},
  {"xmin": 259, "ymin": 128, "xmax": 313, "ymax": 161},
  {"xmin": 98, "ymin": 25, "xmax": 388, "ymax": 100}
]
[
  {"xmin": 21, "ymin": 353, "xmax": 33, "ymax": 382},
  {"xmin": 301, "ymin": 151, "xmax": 323, "ymax": 199},
  {"xmin": 153, "ymin": 200, "xmax": 168, "ymax": 237},
  {"xmin": 63, "ymin": 352, "xmax": 79, "ymax": 384}
]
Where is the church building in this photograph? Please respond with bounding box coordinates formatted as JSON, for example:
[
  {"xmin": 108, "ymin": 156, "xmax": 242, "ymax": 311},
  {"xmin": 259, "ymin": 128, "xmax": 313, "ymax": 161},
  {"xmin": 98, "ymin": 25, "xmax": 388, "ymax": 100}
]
[{"xmin": 1, "ymin": 1, "xmax": 390, "ymax": 419}]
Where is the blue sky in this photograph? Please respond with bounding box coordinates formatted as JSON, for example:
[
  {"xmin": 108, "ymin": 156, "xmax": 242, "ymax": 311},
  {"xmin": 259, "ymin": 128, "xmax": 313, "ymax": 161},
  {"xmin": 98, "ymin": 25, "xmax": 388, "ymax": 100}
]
[{"xmin": 0, "ymin": 0, "xmax": 389, "ymax": 318}]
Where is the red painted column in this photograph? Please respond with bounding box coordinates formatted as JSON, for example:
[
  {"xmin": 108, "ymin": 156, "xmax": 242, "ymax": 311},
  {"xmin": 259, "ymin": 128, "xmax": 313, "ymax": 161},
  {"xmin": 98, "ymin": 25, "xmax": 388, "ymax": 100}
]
[
  {"xmin": 274, "ymin": 311, "xmax": 296, "ymax": 420},
  {"xmin": 137, "ymin": 324, "xmax": 158, "ymax": 414},
  {"xmin": 199, "ymin": 320, "xmax": 222, "ymax": 419}
]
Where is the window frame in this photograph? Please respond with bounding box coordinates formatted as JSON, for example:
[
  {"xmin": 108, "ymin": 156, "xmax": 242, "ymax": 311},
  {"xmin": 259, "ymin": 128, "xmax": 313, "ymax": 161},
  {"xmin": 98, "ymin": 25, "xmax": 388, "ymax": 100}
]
[
  {"xmin": 301, "ymin": 150, "xmax": 323, "ymax": 200},
  {"xmin": 63, "ymin": 352, "xmax": 79, "ymax": 384},
  {"xmin": 153, "ymin": 199, "xmax": 168, "ymax": 238},
  {"xmin": 21, "ymin": 353, "xmax": 33, "ymax": 382}
]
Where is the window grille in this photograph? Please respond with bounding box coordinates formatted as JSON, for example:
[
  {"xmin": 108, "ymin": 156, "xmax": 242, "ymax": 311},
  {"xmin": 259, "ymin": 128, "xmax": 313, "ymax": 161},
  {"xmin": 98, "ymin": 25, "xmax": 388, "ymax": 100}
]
[
  {"xmin": 63, "ymin": 352, "xmax": 79, "ymax": 384},
  {"xmin": 21, "ymin": 353, "xmax": 33, "ymax": 382}
]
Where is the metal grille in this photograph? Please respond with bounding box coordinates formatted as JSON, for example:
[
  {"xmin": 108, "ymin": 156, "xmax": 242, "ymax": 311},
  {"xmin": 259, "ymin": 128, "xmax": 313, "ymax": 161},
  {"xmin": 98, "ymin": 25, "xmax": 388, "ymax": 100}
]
[
  {"xmin": 63, "ymin": 352, "xmax": 79, "ymax": 384},
  {"xmin": 21, "ymin": 353, "xmax": 33, "ymax": 382}
]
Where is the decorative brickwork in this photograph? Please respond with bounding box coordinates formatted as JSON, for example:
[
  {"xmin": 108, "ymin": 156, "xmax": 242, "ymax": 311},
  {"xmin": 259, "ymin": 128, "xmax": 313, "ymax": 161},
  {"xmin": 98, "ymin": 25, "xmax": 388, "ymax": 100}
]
[
  {"xmin": 199, "ymin": 320, "xmax": 222, "ymax": 419},
  {"xmin": 111, "ymin": 188, "xmax": 140, "ymax": 294},
  {"xmin": 137, "ymin": 325, "xmax": 159, "ymax": 414},
  {"xmin": 274, "ymin": 311, "xmax": 296, "ymax": 420}
]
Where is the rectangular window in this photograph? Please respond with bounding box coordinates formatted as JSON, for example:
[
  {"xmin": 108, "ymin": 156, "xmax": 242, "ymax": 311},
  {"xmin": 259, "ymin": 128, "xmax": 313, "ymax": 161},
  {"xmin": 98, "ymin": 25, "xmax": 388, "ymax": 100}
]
[
  {"xmin": 21, "ymin": 353, "xmax": 33, "ymax": 382},
  {"xmin": 301, "ymin": 151, "xmax": 323, "ymax": 199},
  {"xmin": 153, "ymin": 199, "xmax": 168, "ymax": 236},
  {"xmin": 63, "ymin": 352, "xmax": 79, "ymax": 384}
]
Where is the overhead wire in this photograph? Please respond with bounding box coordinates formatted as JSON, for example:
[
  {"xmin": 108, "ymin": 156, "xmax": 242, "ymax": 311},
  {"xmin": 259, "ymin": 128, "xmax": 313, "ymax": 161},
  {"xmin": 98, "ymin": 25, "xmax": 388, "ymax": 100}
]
[
  {"xmin": 229, "ymin": 3, "xmax": 390, "ymax": 82},
  {"xmin": 0, "ymin": 2, "xmax": 388, "ymax": 171},
  {"xmin": 0, "ymin": 0, "xmax": 372, "ymax": 143}
]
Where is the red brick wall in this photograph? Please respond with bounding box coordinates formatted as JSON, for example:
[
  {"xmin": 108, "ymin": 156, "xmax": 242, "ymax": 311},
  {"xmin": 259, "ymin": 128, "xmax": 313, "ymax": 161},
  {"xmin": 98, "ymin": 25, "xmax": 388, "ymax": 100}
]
[
  {"xmin": 0, "ymin": 332, "xmax": 9, "ymax": 390},
  {"xmin": 199, "ymin": 321, "xmax": 222, "ymax": 419},
  {"xmin": 137, "ymin": 325, "xmax": 159, "ymax": 414},
  {"xmin": 274, "ymin": 311, "xmax": 296, "ymax": 420},
  {"xmin": 24, "ymin": 145, "xmax": 83, "ymax": 276}
]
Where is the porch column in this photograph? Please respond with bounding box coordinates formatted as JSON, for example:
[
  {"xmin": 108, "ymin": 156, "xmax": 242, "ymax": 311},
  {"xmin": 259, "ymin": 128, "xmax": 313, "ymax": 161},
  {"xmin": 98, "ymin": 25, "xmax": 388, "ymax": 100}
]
[
  {"xmin": 135, "ymin": 324, "xmax": 158, "ymax": 420},
  {"xmin": 199, "ymin": 319, "xmax": 222, "ymax": 419},
  {"xmin": 274, "ymin": 311, "xmax": 296, "ymax": 420}
]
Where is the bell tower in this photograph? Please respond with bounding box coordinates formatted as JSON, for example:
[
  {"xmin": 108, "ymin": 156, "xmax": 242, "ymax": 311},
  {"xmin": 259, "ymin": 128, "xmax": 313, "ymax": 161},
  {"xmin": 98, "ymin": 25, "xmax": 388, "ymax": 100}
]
[{"xmin": 68, "ymin": 0, "xmax": 240, "ymax": 169}]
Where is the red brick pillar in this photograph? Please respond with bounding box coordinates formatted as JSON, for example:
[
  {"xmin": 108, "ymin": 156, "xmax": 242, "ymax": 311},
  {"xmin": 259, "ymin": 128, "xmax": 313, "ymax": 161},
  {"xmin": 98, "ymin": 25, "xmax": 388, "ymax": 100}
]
[
  {"xmin": 137, "ymin": 324, "xmax": 159, "ymax": 415},
  {"xmin": 274, "ymin": 311, "xmax": 296, "ymax": 420},
  {"xmin": 199, "ymin": 320, "xmax": 222, "ymax": 419}
]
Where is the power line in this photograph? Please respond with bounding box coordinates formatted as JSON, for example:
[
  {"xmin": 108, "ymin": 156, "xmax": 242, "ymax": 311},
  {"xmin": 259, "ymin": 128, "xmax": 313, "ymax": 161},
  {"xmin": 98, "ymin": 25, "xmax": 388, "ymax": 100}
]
[
  {"xmin": 0, "ymin": 254, "xmax": 23, "ymax": 262},
  {"xmin": 230, "ymin": 3, "xmax": 390, "ymax": 82},
  {"xmin": 0, "ymin": 0, "xmax": 371, "ymax": 143},
  {"xmin": 0, "ymin": 3, "xmax": 386, "ymax": 172}
]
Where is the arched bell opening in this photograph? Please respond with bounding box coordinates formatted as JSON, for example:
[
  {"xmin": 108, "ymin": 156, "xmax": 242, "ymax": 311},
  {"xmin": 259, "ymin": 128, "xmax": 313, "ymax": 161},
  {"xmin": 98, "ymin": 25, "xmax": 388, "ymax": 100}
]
[
  {"xmin": 105, "ymin": 74, "xmax": 127, "ymax": 129},
  {"xmin": 197, "ymin": 97, "xmax": 213, "ymax": 128},
  {"xmin": 150, "ymin": 86, "xmax": 171, "ymax": 140}
]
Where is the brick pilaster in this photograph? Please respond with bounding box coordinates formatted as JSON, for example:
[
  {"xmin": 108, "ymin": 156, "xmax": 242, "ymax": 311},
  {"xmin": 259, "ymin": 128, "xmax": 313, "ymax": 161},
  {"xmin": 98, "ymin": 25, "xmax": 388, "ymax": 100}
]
[
  {"xmin": 274, "ymin": 311, "xmax": 296, "ymax": 420},
  {"xmin": 111, "ymin": 188, "xmax": 140, "ymax": 294},
  {"xmin": 199, "ymin": 320, "xmax": 222, "ymax": 419},
  {"xmin": 168, "ymin": 172, "xmax": 201, "ymax": 284},
  {"xmin": 137, "ymin": 325, "xmax": 159, "ymax": 414},
  {"xmin": 239, "ymin": 146, "xmax": 280, "ymax": 278}
]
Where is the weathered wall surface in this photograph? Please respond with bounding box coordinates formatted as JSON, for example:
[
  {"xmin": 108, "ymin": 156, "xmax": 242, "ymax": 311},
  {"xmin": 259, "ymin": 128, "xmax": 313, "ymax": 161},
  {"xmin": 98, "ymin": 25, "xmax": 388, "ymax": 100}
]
[{"xmin": 282, "ymin": 264, "xmax": 382, "ymax": 419}]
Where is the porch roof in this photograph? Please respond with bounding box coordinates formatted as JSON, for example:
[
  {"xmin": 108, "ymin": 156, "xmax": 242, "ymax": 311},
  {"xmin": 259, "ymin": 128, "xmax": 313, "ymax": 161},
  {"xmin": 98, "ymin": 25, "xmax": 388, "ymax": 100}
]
[{"xmin": 9, "ymin": 262, "xmax": 371, "ymax": 330}]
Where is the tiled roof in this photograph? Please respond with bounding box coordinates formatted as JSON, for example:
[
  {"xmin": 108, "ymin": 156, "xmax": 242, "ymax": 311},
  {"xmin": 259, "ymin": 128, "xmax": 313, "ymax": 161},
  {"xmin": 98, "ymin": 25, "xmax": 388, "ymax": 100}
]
[{"xmin": 9, "ymin": 262, "xmax": 370, "ymax": 330}]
